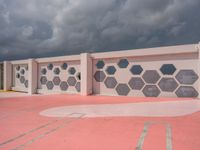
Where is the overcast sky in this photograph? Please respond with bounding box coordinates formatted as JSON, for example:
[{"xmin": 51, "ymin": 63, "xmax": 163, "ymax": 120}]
[{"xmin": 0, "ymin": 0, "xmax": 200, "ymax": 61}]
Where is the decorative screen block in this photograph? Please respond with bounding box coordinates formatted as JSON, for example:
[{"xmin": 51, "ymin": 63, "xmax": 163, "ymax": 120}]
[
  {"xmin": 128, "ymin": 77, "xmax": 145, "ymax": 90},
  {"xmin": 142, "ymin": 70, "xmax": 161, "ymax": 84},
  {"xmin": 142, "ymin": 85, "xmax": 161, "ymax": 97},
  {"xmin": 175, "ymin": 86, "xmax": 198, "ymax": 97},
  {"xmin": 130, "ymin": 65, "xmax": 143, "ymax": 75},
  {"xmin": 158, "ymin": 78, "xmax": 178, "ymax": 92},
  {"xmin": 117, "ymin": 59, "xmax": 129, "ymax": 68},
  {"xmin": 94, "ymin": 71, "xmax": 106, "ymax": 82},
  {"xmin": 116, "ymin": 84, "xmax": 130, "ymax": 96},
  {"xmin": 175, "ymin": 70, "xmax": 198, "ymax": 84},
  {"xmin": 106, "ymin": 66, "xmax": 116, "ymax": 75},
  {"xmin": 160, "ymin": 64, "xmax": 176, "ymax": 75},
  {"xmin": 104, "ymin": 77, "xmax": 118, "ymax": 89},
  {"xmin": 96, "ymin": 60, "xmax": 105, "ymax": 69}
]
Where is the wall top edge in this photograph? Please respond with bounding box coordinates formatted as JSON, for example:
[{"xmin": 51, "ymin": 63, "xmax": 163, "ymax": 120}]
[
  {"xmin": 11, "ymin": 59, "xmax": 29, "ymax": 65},
  {"xmin": 35, "ymin": 54, "xmax": 80, "ymax": 63},
  {"xmin": 91, "ymin": 44, "xmax": 198, "ymax": 59}
]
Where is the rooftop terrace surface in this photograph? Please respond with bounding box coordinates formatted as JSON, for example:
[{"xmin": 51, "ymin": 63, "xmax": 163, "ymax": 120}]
[{"xmin": 0, "ymin": 93, "xmax": 200, "ymax": 150}]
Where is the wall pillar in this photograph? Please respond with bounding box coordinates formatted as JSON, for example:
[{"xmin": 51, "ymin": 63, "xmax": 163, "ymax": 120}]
[
  {"xmin": 80, "ymin": 53, "xmax": 93, "ymax": 96},
  {"xmin": 3, "ymin": 61, "xmax": 12, "ymax": 91},
  {"xmin": 28, "ymin": 59, "xmax": 38, "ymax": 95},
  {"xmin": 197, "ymin": 42, "xmax": 200, "ymax": 99},
  {"xmin": 0, "ymin": 64, "xmax": 3, "ymax": 89}
]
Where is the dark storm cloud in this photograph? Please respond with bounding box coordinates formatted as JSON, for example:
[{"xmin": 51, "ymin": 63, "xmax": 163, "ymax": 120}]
[{"xmin": 0, "ymin": 0, "xmax": 200, "ymax": 61}]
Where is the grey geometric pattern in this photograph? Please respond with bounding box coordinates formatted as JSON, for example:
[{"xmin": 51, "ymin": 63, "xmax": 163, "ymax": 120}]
[
  {"xmin": 20, "ymin": 76, "xmax": 25, "ymax": 84},
  {"xmin": 142, "ymin": 85, "xmax": 161, "ymax": 97},
  {"xmin": 130, "ymin": 65, "xmax": 143, "ymax": 75},
  {"xmin": 94, "ymin": 71, "xmax": 106, "ymax": 82},
  {"xmin": 53, "ymin": 67, "xmax": 60, "ymax": 75},
  {"xmin": 106, "ymin": 66, "xmax": 116, "ymax": 75},
  {"xmin": 128, "ymin": 77, "xmax": 145, "ymax": 90},
  {"xmin": 24, "ymin": 80, "xmax": 28, "ymax": 88},
  {"xmin": 142, "ymin": 70, "xmax": 161, "ymax": 84},
  {"xmin": 104, "ymin": 77, "xmax": 117, "ymax": 88},
  {"xmin": 67, "ymin": 76, "xmax": 77, "ymax": 86},
  {"xmin": 40, "ymin": 76, "xmax": 48, "ymax": 85},
  {"xmin": 68, "ymin": 67, "xmax": 76, "ymax": 75},
  {"xmin": 60, "ymin": 81, "xmax": 68, "ymax": 91},
  {"xmin": 175, "ymin": 86, "xmax": 198, "ymax": 97},
  {"xmin": 96, "ymin": 60, "xmax": 105, "ymax": 69},
  {"xmin": 75, "ymin": 82, "xmax": 81, "ymax": 92},
  {"xmin": 158, "ymin": 78, "xmax": 178, "ymax": 92},
  {"xmin": 41, "ymin": 68, "xmax": 47, "ymax": 75},
  {"xmin": 116, "ymin": 84, "xmax": 130, "ymax": 96},
  {"xmin": 47, "ymin": 64, "xmax": 53, "ymax": 70},
  {"xmin": 46, "ymin": 81, "xmax": 54, "ymax": 90},
  {"xmin": 16, "ymin": 66, "xmax": 20, "ymax": 71},
  {"xmin": 61, "ymin": 63, "xmax": 68, "ymax": 70},
  {"xmin": 175, "ymin": 70, "xmax": 198, "ymax": 84},
  {"xmin": 20, "ymin": 69, "xmax": 25, "ymax": 75},
  {"xmin": 117, "ymin": 59, "xmax": 129, "ymax": 68},
  {"xmin": 76, "ymin": 72, "xmax": 81, "ymax": 80},
  {"xmin": 53, "ymin": 76, "xmax": 61, "ymax": 85},
  {"xmin": 160, "ymin": 64, "xmax": 176, "ymax": 75},
  {"xmin": 16, "ymin": 73, "xmax": 20, "ymax": 79}
]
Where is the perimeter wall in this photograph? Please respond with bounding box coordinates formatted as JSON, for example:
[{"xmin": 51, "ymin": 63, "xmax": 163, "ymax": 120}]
[{"xmin": 2, "ymin": 43, "xmax": 200, "ymax": 98}]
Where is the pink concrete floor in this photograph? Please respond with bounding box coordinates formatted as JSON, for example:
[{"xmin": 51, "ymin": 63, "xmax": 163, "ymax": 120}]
[{"xmin": 0, "ymin": 94, "xmax": 200, "ymax": 150}]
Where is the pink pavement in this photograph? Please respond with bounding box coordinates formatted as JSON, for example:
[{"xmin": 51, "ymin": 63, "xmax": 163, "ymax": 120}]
[{"xmin": 0, "ymin": 94, "xmax": 200, "ymax": 150}]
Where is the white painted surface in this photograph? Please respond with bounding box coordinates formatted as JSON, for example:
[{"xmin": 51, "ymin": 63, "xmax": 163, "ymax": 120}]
[{"xmin": 40, "ymin": 100, "xmax": 200, "ymax": 118}]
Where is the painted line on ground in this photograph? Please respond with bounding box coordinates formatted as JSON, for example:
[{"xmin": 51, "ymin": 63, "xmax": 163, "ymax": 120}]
[
  {"xmin": 135, "ymin": 122, "xmax": 173, "ymax": 150},
  {"xmin": 13, "ymin": 113, "xmax": 85, "ymax": 150}
]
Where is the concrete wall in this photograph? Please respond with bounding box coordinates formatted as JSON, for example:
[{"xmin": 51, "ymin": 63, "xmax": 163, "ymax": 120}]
[
  {"xmin": 2, "ymin": 43, "xmax": 200, "ymax": 98},
  {"xmin": 0, "ymin": 63, "xmax": 3, "ymax": 89}
]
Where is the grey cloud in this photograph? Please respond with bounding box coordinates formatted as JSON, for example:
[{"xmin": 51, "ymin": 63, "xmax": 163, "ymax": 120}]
[{"xmin": 0, "ymin": 0, "xmax": 200, "ymax": 61}]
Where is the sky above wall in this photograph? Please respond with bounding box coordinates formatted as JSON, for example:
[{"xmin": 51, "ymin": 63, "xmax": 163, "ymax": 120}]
[{"xmin": 0, "ymin": 0, "xmax": 200, "ymax": 61}]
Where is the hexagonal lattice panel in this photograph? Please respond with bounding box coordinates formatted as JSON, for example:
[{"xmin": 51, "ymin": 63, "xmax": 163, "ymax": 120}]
[
  {"xmin": 16, "ymin": 66, "xmax": 20, "ymax": 71},
  {"xmin": 117, "ymin": 59, "xmax": 129, "ymax": 68},
  {"xmin": 16, "ymin": 73, "xmax": 20, "ymax": 79},
  {"xmin": 20, "ymin": 76, "xmax": 25, "ymax": 84},
  {"xmin": 60, "ymin": 81, "xmax": 68, "ymax": 91},
  {"xmin": 160, "ymin": 64, "xmax": 176, "ymax": 75},
  {"xmin": 96, "ymin": 60, "xmax": 105, "ymax": 69},
  {"xmin": 130, "ymin": 65, "xmax": 143, "ymax": 75},
  {"xmin": 53, "ymin": 76, "xmax": 61, "ymax": 85},
  {"xmin": 106, "ymin": 66, "xmax": 116, "ymax": 75},
  {"xmin": 104, "ymin": 77, "xmax": 118, "ymax": 89},
  {"xmin": 20, "ymin": 69, "xmax": 25, "ymax": 75},
  {"xmin": 158, "ymin": 78, "xmax": 178, "ymax": 92},
  {"xmin": 46, "ymin": 81, "xmax": 54, "ymax": 90},
  {"xmin": 61, "ymin": 63, "xmax": 68, "ymax": 70},
  {"xmin": 41, "ymin": 68, "xmax": 47, "ymax": 75},
  {"xmin": 24, "ymin": 80, "xmax": 28, "ymax": 88},
  {"xmin": 76, "ymin": 72, "xmax": 81, "ymax": 81},
  {"xmin": 128, "ymin": 77, "xmax": 145, "ymax": 90},
  {"xmin": 68, "ymin": 67, "xmax": 76, "ymax": 75},
  {"xmin": 75, "ymin": 82, "xmax": 81, "ymax": 92},
  {"xmin": 94, "ymin": 71, "xmax": 106, "ymax": 82},
  {"xmin": 142, "ymin": 85, "xmax": 161, "ymax": 97},
  {"xmin": 40, "ymin": 76, "xmax": 47, "ymax": 85},
  {"xmin": 175, "ymin": 86, "xmax": 198, "ymax": 97},
  {"xmin": 175, "ymin": 70, "xmax": 198, "ymax": 84},
  {"xmin": 67, "ymin": 76, "xmax": 77, "ymax": 86},
  {"xmin": 116, "ymin": 84, "xmax": 130, "ymax": 96},
  {"xmin": 47, "ymin": 64, "xmax": 53, "ymax": 70},
  {"xmin": 53, "ymin": 67, "xmax": 60, "ymax": 75},
  {"xmin": 142, "ymin": 70, "xmax": 161, "ymax": 84}
]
